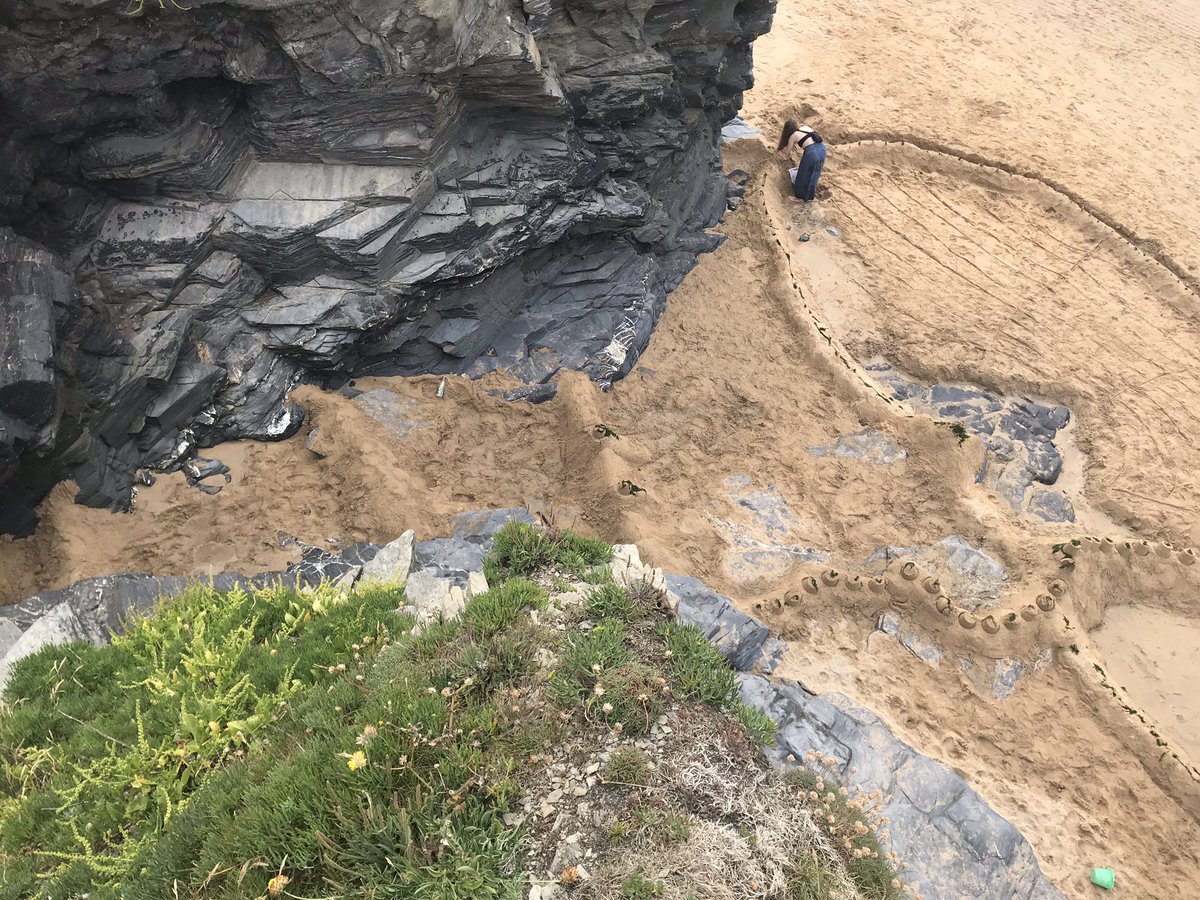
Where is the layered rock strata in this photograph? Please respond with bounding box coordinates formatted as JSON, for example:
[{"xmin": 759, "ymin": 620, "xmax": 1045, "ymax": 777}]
[{"xmin": 0, "ymin": 0, "xmax": 774, "ymax": 533}]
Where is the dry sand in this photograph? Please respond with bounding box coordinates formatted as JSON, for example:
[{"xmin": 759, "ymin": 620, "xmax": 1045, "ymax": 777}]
[
  {"xmin": 4, "ymin": 0, "xmax": 1200, "ymax": 896},
  {"xmin": 1092, "ymin": 605, "xmax": 1200, "ymax": 763}
]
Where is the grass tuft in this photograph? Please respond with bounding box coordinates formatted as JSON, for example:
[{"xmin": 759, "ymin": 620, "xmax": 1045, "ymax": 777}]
[
  {"xmin": 585, "ymin": 583, "xmax": 640, "ymax": 621},
  {"xmin": 485, "ymin": 521, "xmax": 612, "ymax": 584},
  {"xmin": 658, "ymin": 623, "xmax": 738, "ymax": 708},
  {"xmin": 604, "ymin": 746, "xmax": 652, "ymax": 786},
  {"xmin": 736, "ymin": 702, "xmax": 778, "ymax": 747},
  {"xmin": 460, "ymin": 576, "xmax": 547, "ymax": 638}
]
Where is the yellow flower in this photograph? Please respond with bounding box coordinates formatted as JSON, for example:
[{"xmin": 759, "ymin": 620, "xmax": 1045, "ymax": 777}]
[
  {"xmin": 267, "ymin": 873, "xmax": 291, "ymax": 896},
  {"xmin": 347, "ymin": 751, "xmax": 367, "ymax": 771}
]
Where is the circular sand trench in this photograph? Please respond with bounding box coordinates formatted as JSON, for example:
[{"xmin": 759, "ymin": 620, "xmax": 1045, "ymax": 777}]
[{"xmin": 804, "ymin": 140, "xmax": 1200, "ymax": 543}]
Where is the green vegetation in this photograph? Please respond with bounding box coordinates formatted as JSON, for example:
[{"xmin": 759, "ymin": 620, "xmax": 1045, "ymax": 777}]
[
  {"xmin": 630, "ymin": 805, "xmax": 691, "ymax": 846},
  {"xmin": 0, "ymin": 577, "xmax": 546, "ymax": 899},
  {"xmin": 788, "ymin": 852, "xmax": 845, "ymax": 900},
  {"xmin": 585, "ymin": 583, "xmax": 640, "ymax": 621},
  {"xmin": 737, "ymin": 703, "xmax": 780, "ymax": 747},
  {"xmin": 0, "ymin": 518, "xmax": 900, "ymax": 899},
  {"xmin": 659, "ymin": 622, "xmax": 777, "ymax": 746},
  {"xmin": 483, "ymin": 521, "xmax": 611, "ymax": 585},
  {"xmin": 546, "ymin": 619, "xmax": 665, "ymax": 736},
  {"xmin": 938, "ymin": 421, "xmax": 970, "ymax": 445},
  {"xmin": 660, "ymin": 622, "xmax": 738, "ymax": 706},
  {"xmin": 788, "ymin": 761, "xmax": 904, "ymax": 900},
  {"xmin": 604, "ymin": 746, "xmax": 652, "ymax": 786},
  {"xmin": 620, "ymin": 872, "xmax": 664, "ymax": 898}
]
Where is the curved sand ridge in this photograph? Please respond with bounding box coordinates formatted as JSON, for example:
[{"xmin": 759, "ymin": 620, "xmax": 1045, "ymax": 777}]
[
  {"xmin": 828, "ymin": 134, "xmax": 1198, "ymax": 298},
  {"xmin": 741, "ymin": 139, "xmax": 1200, "ymax": 896},
  {"xmin": 794, "ymin": 139, "xmax": 1200, "ymax": 542},
  {"xmin": 742, "ymin": 0, "xmax": 1200, "ymax": 283}
]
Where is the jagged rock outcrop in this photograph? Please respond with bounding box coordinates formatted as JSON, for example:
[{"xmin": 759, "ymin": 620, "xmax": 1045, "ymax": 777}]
[{"xmin": 0, "ymin": 0, "xmax": 774, "ymax": 534}]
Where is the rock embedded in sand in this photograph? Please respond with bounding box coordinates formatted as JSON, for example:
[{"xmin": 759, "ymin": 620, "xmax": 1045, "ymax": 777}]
[
  {"xmin": 359, "ymin": 530, "xmax": 415, "ymax": 586},
  {"xmin": 738, "ymin": 675, "xmax": 1064, "ymax": 900},
  {"xmin": 1027, "ymin": 490, "xmax": 1076, "ymax": 524},
  {"xmin": 667, "ymin": 573, "xmax": 784, "ymax": 674}
]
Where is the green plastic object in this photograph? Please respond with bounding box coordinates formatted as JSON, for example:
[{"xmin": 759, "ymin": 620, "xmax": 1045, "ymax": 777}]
[{"xmin": 1090, "ymin": 867, "xmax": 1115, "ymax": 890}]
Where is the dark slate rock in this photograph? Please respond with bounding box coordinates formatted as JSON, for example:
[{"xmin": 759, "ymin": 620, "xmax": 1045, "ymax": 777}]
[
  {"xmin": 933, "ymin": 402, "xmax": 982, "ymax": 421},
  {"xmin": 338, "ymin": 542, "xmax": 382, "ymax": 569},
  {"xmin": 504, "ymin": 383, "xmax": 559, "ymax": 404},
  {"xmin": 665, "ymin": 573, "xmax": 783, "ymax": 673},
  {"xmin": 1026, "ymin": 440, "xmax": 1063, "ymax": 485},
  {"xmin": 451, "ymin": 507, "xmax": 538, "ymax": 540},
  {"xmin": 1027, "ymin": 490, "xmax": 1075, "ymax": 523},
  {"xmin": 930, "ymin": 385, "xmax": 1002, "ymax": 412},
  {"xmin": 738, "ymin": 675, "xmax": 1064, "ymax": 900},
  {"xmin": 720, "ymin": 117, "xmax": 762, "ymax": 142},
  {"xmin": 0, "ymin": 0, "xmax": 775, "ymax": 535},
  {"xmin": 287, "ymin": 546, "xmax": 365, "ymax": 586},
  {"xmin": 887, "ymin": 378, "xmax": 929, "ymax": 403},
  {"xmin": 995, "ymin": 463, "xmax": 1035, "ymax": 510},
  {"xmin": 184, "ymin": 457, "xmax": 230, "ymax": 484},
  {"xmin": 0, "ymin": 229, "xmax": 75, "ymax": 535},
  {"xmin": 1015, "ymin": 399, "xmax": 1070, "ymax": 433},
  {"xmin": 412, "ymin": 508, "xmax": 537, "ymax": 586},
  {"xmin": 985, "ymin": 435, "xmax": 1016, "ymax": 462}
]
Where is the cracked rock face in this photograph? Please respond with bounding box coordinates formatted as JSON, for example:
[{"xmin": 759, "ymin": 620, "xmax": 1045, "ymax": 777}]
[{"xmin": 0, "ymin": 0, "xmax": 775, "ymax": 534}]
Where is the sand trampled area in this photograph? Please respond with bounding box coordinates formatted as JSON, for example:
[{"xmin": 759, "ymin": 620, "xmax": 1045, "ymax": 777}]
[{"xmin": 4, "ymin": 0, "xmax": 1200, "ymax": 896}]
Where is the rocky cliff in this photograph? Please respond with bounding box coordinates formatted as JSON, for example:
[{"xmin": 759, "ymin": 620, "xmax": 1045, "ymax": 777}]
[{"xmin": 0, "ymin": 0, "xmax": 773, "ymax": 534}]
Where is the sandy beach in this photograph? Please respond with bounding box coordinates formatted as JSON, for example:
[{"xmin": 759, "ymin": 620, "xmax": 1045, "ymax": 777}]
[{"xmin": 3, "ymin": 0, "xmax": 1200, "ymax": 895}]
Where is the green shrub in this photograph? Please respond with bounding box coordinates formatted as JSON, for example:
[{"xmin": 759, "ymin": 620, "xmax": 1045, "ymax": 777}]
[
  {"xmin": 547, "ymin": 619, "xmax": 675, "ymax": 733},
  {"xmin": 631, "ymin": 805, "xmax": 690, "ymax": 846},
  {"xmin": 605, "ymin": 747, "xmax": 652, "ymax": 785},
  {"xmin": 787, "ymin": 850, "xmax": 844, "ymax": 900},
  {"xmin": 621, "ymin": 872, "xmax": 664, "ymax": 898},
  {"xmin": 658, "ymin": 623, "xmax": 738, "ymax": 708},
  {"xmin": 484, "ymin": 521, "xmax": 612, "ymax": 584},
  {"xmin": 585, "ymin": 583, "xmax": 639, "ymax": 621},
  {"xmin": 583, "ymin": 565, "xmax": 616, "ymax": 585},
  {"xmin": 0, "ymin": 577, "xmax": 542, "ymax": 899},
  {"xmin": 559, "ymin": 620, "xmax": 632, "ymax": 681},
  {"xmin": 554, "ymin": 531, "xmax": 613, "ymax": 572},
  {"xmin": 736, "ymin": 703, "xmax": 777, "ymax": 747},
  {"xmin": 487, "ymin": 521, "xmax": 555, "ymax": 580},
  {"xmin": 594, "ymin": 663, "xmax": 666, "ymax": 735},
  {"xmin": 784, "ymin": 768, "xmax": 902, "ymax": 900},
  {"xmin": 461, "ymin": 576, "xmax": 547, "ymax": 638}
]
